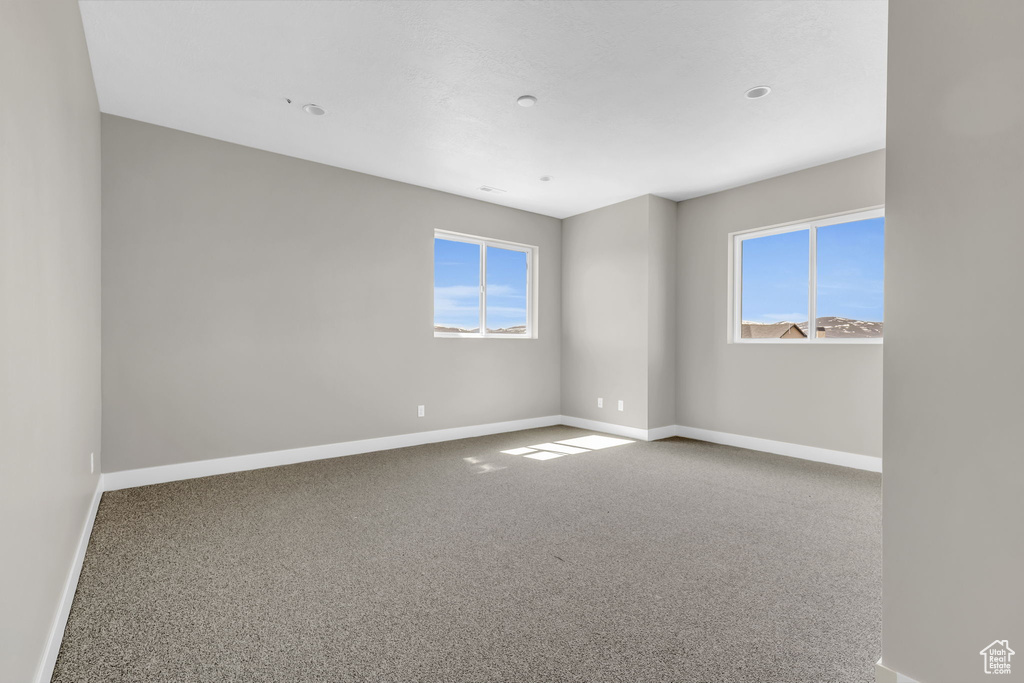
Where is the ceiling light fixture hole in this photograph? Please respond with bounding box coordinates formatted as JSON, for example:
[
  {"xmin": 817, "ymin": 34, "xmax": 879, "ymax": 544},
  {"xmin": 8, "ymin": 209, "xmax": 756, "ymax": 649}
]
[
  {"xmin": 539, "ymin": 176, "xmax": 553, "ymax": 182},
  {"xmin": 517, "ymin": 95, "xmax": 538, "ymax": 108},
  {"xmin": 745, "ymin": 86, "xmax": 771, "ymax": 100},
  {"xmin": 303, "ymin": 104, "xmax": 326, "ymax": 116}
]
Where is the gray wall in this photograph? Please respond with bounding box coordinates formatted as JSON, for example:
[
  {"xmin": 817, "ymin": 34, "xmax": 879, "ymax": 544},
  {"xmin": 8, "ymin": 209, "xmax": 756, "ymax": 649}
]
[
  {"xmin": 647, "ymin": 196, "xmax": 678, "ymax": 430},
  {"xmin": 562, "ymin": 196, "xmax": 650, "ymax": 429},
  {"xmin": 0, "ymin": 1, "xmax": 102, "ymax": 680},
  {"xmin": 676, "ymin": 150, "xmax": 885, "ymax": 457},
  {"xmin": 101, "ymin": 115, "xmax": 561, "ymax": 472},
  {"xmin": 884, "ymin": 2, "xmax": 1023, "ymax": 681},
  {"xmin": 561, "ymin": 194, "xmax": 676, "ymax": 431}
]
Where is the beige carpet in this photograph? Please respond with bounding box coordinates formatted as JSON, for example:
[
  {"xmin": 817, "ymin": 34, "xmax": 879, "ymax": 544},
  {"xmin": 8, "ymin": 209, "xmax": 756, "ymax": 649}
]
[{"xmin": 53, "ymin": 426, "xmax": 881, "ymax": 682}]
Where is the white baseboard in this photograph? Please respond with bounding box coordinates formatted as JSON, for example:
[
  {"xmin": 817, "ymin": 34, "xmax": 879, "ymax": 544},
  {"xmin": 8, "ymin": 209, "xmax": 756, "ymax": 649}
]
[
  {"xmin": 102, "ymin": 416, "xmax": 880, "ymax": 495},
  {"xmin": 35, "ymin": 475, "xmax": 104, "ymax": 683},
  {"xmin": 675, "ymin": 425, "xmax": 882, "ymax": 472},
  {"xmin": 559, "ymin": 420, "xmax": 881, "ymax": 471},
  {"xmin": 646, "ymin": 425, "xmax": 678, "ymax": 441},
  {"xmin": 876, "ymin": 659, "xmax": 919, "ymax": 683},
  {"xmin": 558, "ymin": 415, "xmax": 658, "ymax": 441},
  {"xmin": 103, "ymin": 415, "xmax": 563, "ymax": 491}
]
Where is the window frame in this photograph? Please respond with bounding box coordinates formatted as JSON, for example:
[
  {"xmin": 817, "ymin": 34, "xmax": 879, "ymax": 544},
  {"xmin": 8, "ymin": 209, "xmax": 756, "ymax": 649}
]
[
  {"xmin": 433, "ymin": 229, "xmax": 537, "ymax": 339},
  {"xmin": 728, "ymin": 206, "xmax": 885, "ymax": 345}
]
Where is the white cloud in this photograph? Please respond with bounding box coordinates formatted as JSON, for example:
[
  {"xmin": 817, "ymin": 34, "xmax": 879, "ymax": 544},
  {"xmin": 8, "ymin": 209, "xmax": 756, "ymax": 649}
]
[
  {"xmin": 433, "ymin": 284, "xmax": 525, "ymax": 327},
  {"xmin": 433, "ymin": 299, "xmax": 477, "ymax": 317},
  {"xmin": 433, "ymin": 284, "xmax": 521, "ymax": 299},
  {"xmin": 485, "ymin": 284, "xmax": 521, "ymax": 298},
  {"xmin": 434, "ymin": 285, "xmax": 479, "ymax": 300},
  {"xmin": 485, "ymin": 306, "xmax": 527, "ymax": 316}
]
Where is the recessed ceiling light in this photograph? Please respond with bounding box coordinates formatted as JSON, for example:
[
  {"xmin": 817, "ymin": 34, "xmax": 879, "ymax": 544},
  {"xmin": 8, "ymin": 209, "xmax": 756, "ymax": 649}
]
[
  {"xmin": 478, "ymin": 185, "xmax": 507, "ymax": 193},
  {"xmin": 303, "ymin": 104, "xmax": 326, "ymax": 116},
  {"xmin": 539, "ymin": 176, "xmax": 553, "ymax": 182},
  {"xmin": 744, "ymin": 86, "xmax": 771, "ymax": 99},
  {"xmin": 517, "ymin": 95, "xmax": 538, "ymax": 108}
]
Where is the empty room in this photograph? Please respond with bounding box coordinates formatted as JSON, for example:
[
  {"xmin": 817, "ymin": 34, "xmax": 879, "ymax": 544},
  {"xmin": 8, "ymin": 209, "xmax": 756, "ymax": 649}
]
[{"xmin": 2, "ymin": 1, "xmax": 1021, "ymax": 682}]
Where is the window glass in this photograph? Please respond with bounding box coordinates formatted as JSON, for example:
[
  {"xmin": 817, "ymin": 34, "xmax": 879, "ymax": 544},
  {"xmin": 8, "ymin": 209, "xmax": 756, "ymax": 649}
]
[
  {"xmin": 815, "ymin": 217, "xmax": 885, "ymax": 338},
  {"xmin": 433, "ymin": 238, "xmax": 480, "ymax": 334},
  {"xmin": 740, "ymin": 229, "xmax": 810, "ymax": 340},
  {"xmin": 485, "ymin": 246, "xmax": 528, "ymax": 334}
]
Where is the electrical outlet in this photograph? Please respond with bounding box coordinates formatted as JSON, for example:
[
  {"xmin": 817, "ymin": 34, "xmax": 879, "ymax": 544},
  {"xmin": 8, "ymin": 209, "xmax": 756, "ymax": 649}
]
[
  {"xmin": 618, "ymin": 400, "xmax": 624, "ymax": 412},
  {"xmin": 417, "ymin": 405, "xmax": 425, "ymax": 418},
  {"xmin": 597, "ymin": 397, "xmax": 603, "ymax": 408},
  {"xmin": 90, "ymin": 452, "xmax": 94, "ymax": 473}
]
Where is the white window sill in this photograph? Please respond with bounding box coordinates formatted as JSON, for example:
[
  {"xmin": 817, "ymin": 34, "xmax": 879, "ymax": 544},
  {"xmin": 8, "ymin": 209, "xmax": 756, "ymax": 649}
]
[
  {"xmin": 435, "ymin": 333, "xmax": 536, "ymax": 339},
  {"xmin": 730, "ymin": 338, "xmax": 882, "ymax": 345}
]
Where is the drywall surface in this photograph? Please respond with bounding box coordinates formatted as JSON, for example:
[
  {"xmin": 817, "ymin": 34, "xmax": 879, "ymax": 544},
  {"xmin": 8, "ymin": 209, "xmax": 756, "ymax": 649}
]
[
  {"xmin": 647, "ymin": 196, "xmax": 678, "ymax": 430},
  {"xmin": 562, "ymin": 194, "xmax": 677, "ymax": 431},
  {"xmin": 884, "ymin": 2, "xmax": 1024, "ymax": 681},
  {"xmin": 101, "ymin": 115, "xmax": 561, "ymax": 471},
  {"xmin": 78, "ymin": 0, "xmax": 887, "ymax": 218},
  {"xmin": 561, "ymin": 196, "xmax": 651, "ymax": 429},
  {"xmin": 0, "ymin": 1, "xmax": 102, "ymax": 680},
  {"xmin": 676, "ymin": 150, "xmax": 885, "ymax": 457}
]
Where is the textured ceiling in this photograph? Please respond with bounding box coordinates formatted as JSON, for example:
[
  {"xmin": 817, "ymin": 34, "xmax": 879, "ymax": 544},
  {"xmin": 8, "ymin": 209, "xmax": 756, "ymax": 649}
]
[{"xmin": 79, "ymin": 1, "xmax": 887, "ymax": 219}]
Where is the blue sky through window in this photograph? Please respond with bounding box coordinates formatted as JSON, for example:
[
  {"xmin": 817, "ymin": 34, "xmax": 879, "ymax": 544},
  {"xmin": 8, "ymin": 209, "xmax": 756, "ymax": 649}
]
[
  {"xmin": 434, "ymin": 238, "xmax": 529, "ymax": 333},
  {"xmin": 741, "ymin": 217, "xmax": 884, "ymax": 325},
  {"xmin": 485, "ymin": 246, "xmax": 527, "ymax": 332},
  {"xmin": 816, "ymin": 217, "xmax": 884, "ymax": 322},
  {"xmin": 741, "ymin": 229, "xmax": 809, "ymax": 324},
  {"xmin": 434, "ymin": 238, "xmax": 480, "ymax": 331}
]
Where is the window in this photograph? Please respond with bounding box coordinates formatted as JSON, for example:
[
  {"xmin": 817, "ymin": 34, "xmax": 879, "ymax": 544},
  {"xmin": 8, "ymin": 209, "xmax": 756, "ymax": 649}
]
[
  {"xmin": 731, "ymin": 208, "xmax": 884, "ymax": 343},
  {"xmin": 434, "ymin": 231, "xmax": 535, "ymax": 337}
]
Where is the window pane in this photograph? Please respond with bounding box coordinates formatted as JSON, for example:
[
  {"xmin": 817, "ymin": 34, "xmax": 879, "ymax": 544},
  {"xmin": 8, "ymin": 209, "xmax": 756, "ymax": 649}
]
[
  {"xmin": 485, "ymin": 246, "xmax": 528, "ymax": 334},
  {"xmin": 434, "ymin": 238, "xmax": 480, "ymax": 333},
  {"xmin": 740, "ymin": 230, "xmax": 809, "ymax": 340},
  {"xmin": 815, "ymin": 217, "xmax": 884, "ymax": 338}
]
